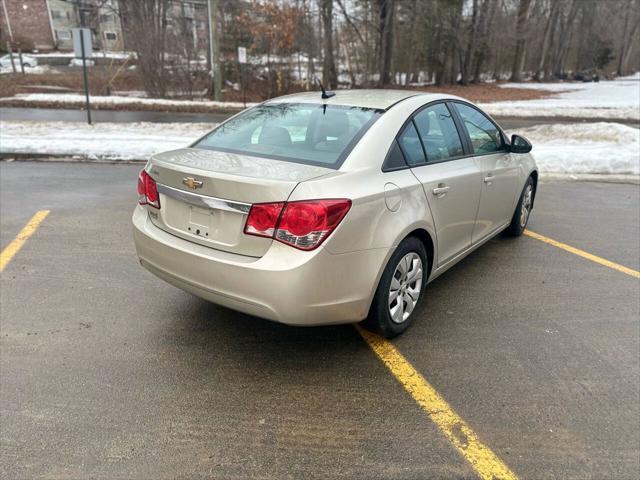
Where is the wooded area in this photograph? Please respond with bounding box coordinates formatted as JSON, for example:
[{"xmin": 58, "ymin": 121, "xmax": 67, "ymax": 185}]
[{"xmin": 85, "ymin": 0, "xmax": 640, "ymax": 99}]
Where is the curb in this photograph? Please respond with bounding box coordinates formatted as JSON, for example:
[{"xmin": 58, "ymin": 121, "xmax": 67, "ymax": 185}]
[{"xmin": 1, "ymin": 153, "xmax": 146, "ymax": 164}]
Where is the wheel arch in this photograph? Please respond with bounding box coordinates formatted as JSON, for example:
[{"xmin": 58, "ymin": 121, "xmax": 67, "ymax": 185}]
[
  {"xmin": 405, "ymin": 228, "xmax": 435, "ymax": 282},
  {"xmin": 529, "ymin": 169, "xmax": 538, "ymax": 209}
]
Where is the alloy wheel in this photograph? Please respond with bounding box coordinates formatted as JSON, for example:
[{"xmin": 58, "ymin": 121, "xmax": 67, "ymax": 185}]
[
  {"xmin": 389, "ymin": 252, "xmax": 423, "ymax": 324},
  {"xmin": 520, "ymin": 184, "xmax": 533, "ymax": 228}
]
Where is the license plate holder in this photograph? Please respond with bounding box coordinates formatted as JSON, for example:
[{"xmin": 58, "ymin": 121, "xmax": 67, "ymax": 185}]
[{"xmin": 188, "ymin": 206, "xmax": 212, "ymax": 238}]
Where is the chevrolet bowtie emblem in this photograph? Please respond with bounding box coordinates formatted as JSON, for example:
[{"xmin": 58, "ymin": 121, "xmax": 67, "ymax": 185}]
[{"xmin": 182, "ymin": 177, "xmax": 203, "ymax": 189}]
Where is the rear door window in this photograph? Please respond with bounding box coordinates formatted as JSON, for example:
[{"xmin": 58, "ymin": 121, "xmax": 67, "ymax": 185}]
[
  {"xmin": 383, "ymin": 140, "xmax": 408, "ymax": 170},
  {"xmin": 398, "ymin": 122, "xmax": 426, "ymax": 166}
]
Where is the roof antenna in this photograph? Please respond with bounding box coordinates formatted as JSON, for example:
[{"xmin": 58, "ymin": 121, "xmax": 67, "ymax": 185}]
[{"xmin": 314, "ymin": 76, "xmax": 336, "ymax": 99}]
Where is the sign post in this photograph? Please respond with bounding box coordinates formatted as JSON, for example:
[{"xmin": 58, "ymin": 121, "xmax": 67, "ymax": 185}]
[
  {"xmin": 237, "ymin": 46, "xmax": 247, "ymax": 108},
  {"xmin": 72, "ymin": 28, "xmax": 93, "ymax": 125}
]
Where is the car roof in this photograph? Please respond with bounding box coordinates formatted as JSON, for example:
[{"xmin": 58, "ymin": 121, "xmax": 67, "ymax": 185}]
[{"xmin": 264, "ymin": 89, "xmax": 459, "ymax": 111}]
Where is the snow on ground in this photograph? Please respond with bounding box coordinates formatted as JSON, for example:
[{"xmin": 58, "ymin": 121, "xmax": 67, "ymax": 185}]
[
  {"xmin": 31, "ymin": 51, "xmax": 136, "ymax": 59},
  {"xmin": 0, "ymin": 121, "xmax": 215, "ymax": 160},
  {"xmin": 0, "ymin": 93, "xmax": 256, "ymax": 110},
  {"xmin": 0, "ymin": 65, "xmax": 53, "ymax": 75},
  {"xmin": 480, "ymin": 75, "xmax": 640, "ymax": 120},
  {"xmin": 513, "ymin": 122, "xmax": 640, "ymax": 175},
  {"xmin": 1, "ymin": 120, "xmax": 638, "ymax": 175}
]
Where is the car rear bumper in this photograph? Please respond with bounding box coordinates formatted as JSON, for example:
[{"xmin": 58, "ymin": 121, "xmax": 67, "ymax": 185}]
[{"xmin": 132, "ymin": 206, "xmax": 389, "ymax": 326}]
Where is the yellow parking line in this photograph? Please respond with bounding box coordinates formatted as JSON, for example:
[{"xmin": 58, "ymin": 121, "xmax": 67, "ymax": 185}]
[
  {"xmin": 0, "ymin": 210, "xmax": 50, "ymax": 272},
  {"xmin": 356, "ymin": 325, "xmax": 517, "ymax": 480},
  {"xmin": 524, "ymin": 230, "xmax": 640, "ymax": 279}
]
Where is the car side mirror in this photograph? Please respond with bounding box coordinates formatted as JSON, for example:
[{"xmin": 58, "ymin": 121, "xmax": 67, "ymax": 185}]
[{"xmin": 510, "ymin": 134, "xmax": 532, "ymax": 154}]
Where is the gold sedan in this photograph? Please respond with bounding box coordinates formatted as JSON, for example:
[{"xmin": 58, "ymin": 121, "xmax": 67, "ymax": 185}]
[{"xmin": 133, "ymin": 90, "xmax": 537, "ymax": 337}]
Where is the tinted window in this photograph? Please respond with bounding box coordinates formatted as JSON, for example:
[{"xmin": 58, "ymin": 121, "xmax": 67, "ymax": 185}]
[
  {"xmin": 414, "ymin": 103, "xmax": 464, "ymax": 162},
  {"xmin": 454, "ymin": 103, "xmax": 504, "ymax": 154},
  {"xmin": 398, "ymin": 122, "xmax": 426, "ymax": 166},
  {"xmin": 195, "ymin": 103, "xmax": 381, "ymax": 168},
  {"xmin": 383, "ymin": 140, "xmax": 407, "ymax": 170}
]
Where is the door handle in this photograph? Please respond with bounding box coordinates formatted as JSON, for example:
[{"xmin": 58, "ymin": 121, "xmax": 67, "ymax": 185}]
[
  {"xmin": 432, "ymin": 184, "xmax": 450, "ymax": 198},
  {"xmin": 484, "ymin": 174, "xmax": 494, "ymax": 185}
]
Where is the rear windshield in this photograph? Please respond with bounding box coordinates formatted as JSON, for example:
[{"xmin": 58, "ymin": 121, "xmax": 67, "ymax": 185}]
[{"xmin": 194, "ymin": 103, "xmax": 382, "ymax": 168}]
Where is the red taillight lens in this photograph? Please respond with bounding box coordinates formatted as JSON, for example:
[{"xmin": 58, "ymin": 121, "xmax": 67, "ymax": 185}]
[
  {"xmin": 244, "ymin": 199, "xmax": 351, "ymax": 250},
  {"xmin": 137, "ymin": 169, "xmax": 160, "ymax": 209},
  {"xmin": 244, "ymin": 202, "xmax": 285, "ymax": 237},
  {"xmin": 277, "ymin": 199, "xmax": 351, "ymax": 250}
]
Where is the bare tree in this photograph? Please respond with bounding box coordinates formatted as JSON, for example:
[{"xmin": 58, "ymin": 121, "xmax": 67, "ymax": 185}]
[
  {"xmin": 377, "ymin": 0, "xmax": 395, "ymax": 87},
  {"xmin": 617, "ymin": 0, "xmax": 640, "ymax": 75},
  {"xmin": 461, "ymin": 0, "xmax": 480, "ymax": 85},
  {"xmin": 510, "ymin": 0, "xmax": 532, "ymax": 81},
  {"xmin": 119, "ymin": 0, "xmax": 171, "ymax": 98},
  {"xmin": 321, "ymin": 0, "xmax": 338, "ymax": 88}
]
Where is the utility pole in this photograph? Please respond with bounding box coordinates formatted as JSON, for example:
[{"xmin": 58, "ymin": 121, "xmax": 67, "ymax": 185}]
[
  {"xmin": 207, "ymin": 0, "xmax": 222, "ymax": 101},
  {"xmin": 1, "ymin": 0, "xmax": 13, "ymax": 43}
]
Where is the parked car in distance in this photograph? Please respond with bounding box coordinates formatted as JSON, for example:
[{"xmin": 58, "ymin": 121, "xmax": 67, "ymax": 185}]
[
  {"xmin": 133, "ymin": 90, "xmax": 537, "ymax": 337},
  {"xmin": 0, "ymin": 54, "xmax": 38, "ymax": 69}
]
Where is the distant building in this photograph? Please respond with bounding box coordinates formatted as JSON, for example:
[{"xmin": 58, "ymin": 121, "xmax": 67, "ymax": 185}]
[
  {"xmin": 48, "ymin": 0, "xmax": 124, "ymax": 51},
  {"xmin": 1, "ymin": 0, "xmax": 56, "ymax": 50},
  {"xmin": 118, "ymin": 0, "xmax": 209, "ymax": 56},
  {"xmin": 169, "ymin": 0, "xmax": 209, "ymax": 55},
  {"xmin": 1, "ymin": 0, "xmax": 124, "ymax": 52},
  {"xmin": 47, "ymin": 0, "xmax": 78, "ymax": 49},
  {"xmin": 1, "ymin": 0, "xmax": 210, "ymax": 53}
]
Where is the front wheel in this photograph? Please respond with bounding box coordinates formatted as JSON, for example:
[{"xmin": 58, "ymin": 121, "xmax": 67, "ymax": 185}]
[
  {"xmin": 506, "ymin": 177, "xmax": 534, "ymax": 236},
  {"xmin": 363, "ymin": 237, "xmax": 427, "ymax": 338}
]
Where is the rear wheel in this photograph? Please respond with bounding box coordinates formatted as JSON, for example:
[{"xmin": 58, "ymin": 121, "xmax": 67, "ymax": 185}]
[
  {"xmin": 506, "ymin": 177, "xmax": 534, "ymax": 236},
  {"xmin": 364, "ymin": 237, "xmax": 427, "ymax": 338}
]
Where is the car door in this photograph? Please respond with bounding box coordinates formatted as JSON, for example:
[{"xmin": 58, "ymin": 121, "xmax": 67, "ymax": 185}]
[
  {"xmin": 452, "ymin": 102, "xmax": 520, "ymax": 243},
  {"xmin": 400, "ymin": 102, "xmax": 482, "ymax": 267}
]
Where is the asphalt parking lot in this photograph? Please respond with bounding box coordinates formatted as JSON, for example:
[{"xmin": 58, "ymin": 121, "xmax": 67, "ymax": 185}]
[{"xmin": 1, "ymin": 161, "xmax": 639, "ymax": 479}]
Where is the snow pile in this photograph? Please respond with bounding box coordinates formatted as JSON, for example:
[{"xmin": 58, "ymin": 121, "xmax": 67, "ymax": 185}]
[
  {"xmin": 32, "ymin": 51, "xmax": 136, "ymax": 60},
  {"xmin": 515, "ymin": 122, "xmax": 640, "ymax": 175},
  {"xmin": 68, "ymin": 58, "xmax": 95, "ymax": 67},
  {"xmin": 0, "ymin": 93, "xmax": 256, "ymax": 110},
  {"xmin": 0, "ymin": 121, "xmax": 215, "ymax": 160},
  {"xmin": 0, "ymin": 65, "xmax": 53, "ymax": 75},
  {"xmin": 481, "ymin": 77, "xmax": 640, "ymax": 120},
  {"xmin": 1, "ymin": 120, "xmax": 638, "ymax": 175}
]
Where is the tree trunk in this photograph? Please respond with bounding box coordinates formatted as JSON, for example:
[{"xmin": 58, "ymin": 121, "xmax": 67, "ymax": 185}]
[
  {"xmin": 473, "ymin": 0, "xmax": 498, "ymax": 83},
  {"xmin": 208, "ymin": 0, "xmax": 221, "ymax": 101},
  {"xmin": 621, "ymin": 18, "xmax": 640, "ymax": 74},
  {"xmin": 461, "ymin": 0, "xmax": 479, "ymax": 85},
  {"xmin": 552, "ymin": 0, "xmax": 578, "ymax": 78},
  {"xmin": 534, "ymin": 0, "xmax": 557, "ymax": 81},
  {"xmin": 321, "ymin": 0, "xmax": 338, "ymax": 89},
  {"xmin": 377, "ymin": 0, "xmax": 395, "ymax": 87},
  {"xmin": 510, "ymin": 0, "xmax": 533, "ymax": 82}
]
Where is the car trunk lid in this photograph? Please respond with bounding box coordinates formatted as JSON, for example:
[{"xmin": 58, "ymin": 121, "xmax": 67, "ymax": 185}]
[{"xmin": 146, "ymin": 148, "xmax": 333, "ymax": 257}]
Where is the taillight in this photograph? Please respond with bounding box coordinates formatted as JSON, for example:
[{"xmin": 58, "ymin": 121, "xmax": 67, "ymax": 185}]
[
  {"xmin": 137, "ymin": 169, "xmax": 160, "ymax": 209},
  {"xmin": 244, "ymin": 202, "xmax": 284, "ymax": 237},
  {"xmin": 244, "ymin": 199, "xmax": 351, "ymax": 251}
]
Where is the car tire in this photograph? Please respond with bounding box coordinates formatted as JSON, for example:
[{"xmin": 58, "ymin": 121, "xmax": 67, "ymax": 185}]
[
  {"xmin": 363, "ymin": 236, "xmax": 427, "ymax": 338},
  {"xmin": 505, "ymin": 176, "xmax": 535, "ymax": 237}
]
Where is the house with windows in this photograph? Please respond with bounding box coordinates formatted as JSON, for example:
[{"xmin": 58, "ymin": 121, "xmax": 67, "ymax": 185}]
[
  {"xmin": 1, "ymin": 0, "xmax": 123, "ymax": 52},
  {"xmin": 1, "ymin": 0, "xmax": 212, "ymax": 54},
  {"xmin": 47, "ymin": 0, "xmax": 78, "ymax": 49},
  {"xmin": 47, "ymin": 0, "xmax": 123, "ymax": 51},
  {"xmin": 0, "ymin": 0, "xmax": 56, "ymax": 50}
]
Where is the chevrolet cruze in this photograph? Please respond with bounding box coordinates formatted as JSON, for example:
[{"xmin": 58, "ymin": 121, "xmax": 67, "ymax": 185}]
[{"xmin": 133, "ymin": 90, "xmax": 537, "ymax": 337}]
